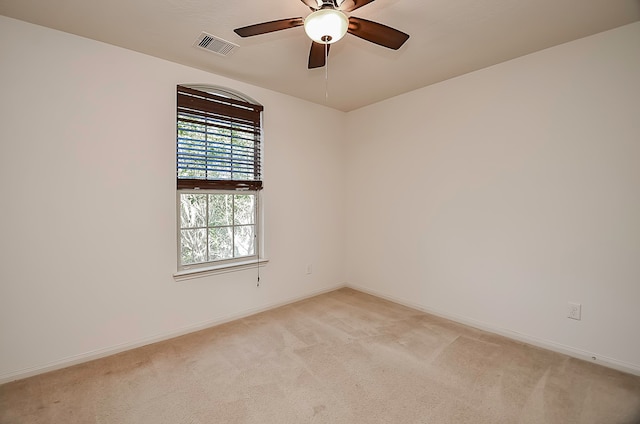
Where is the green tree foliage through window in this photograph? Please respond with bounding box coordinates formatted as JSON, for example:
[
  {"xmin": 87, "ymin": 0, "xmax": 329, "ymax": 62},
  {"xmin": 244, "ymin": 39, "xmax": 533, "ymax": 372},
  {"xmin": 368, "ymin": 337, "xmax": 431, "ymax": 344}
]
[{"xmin": 179, "ymin": 193, "xmax": 256, "ymax": 266}]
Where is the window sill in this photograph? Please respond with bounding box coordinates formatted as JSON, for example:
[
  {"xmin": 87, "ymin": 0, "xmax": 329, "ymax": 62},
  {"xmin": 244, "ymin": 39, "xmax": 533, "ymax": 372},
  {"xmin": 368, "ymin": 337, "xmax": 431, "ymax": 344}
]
[{"xmin": 173, "ymin": 258, "xmax": 269, "ymax": 282}]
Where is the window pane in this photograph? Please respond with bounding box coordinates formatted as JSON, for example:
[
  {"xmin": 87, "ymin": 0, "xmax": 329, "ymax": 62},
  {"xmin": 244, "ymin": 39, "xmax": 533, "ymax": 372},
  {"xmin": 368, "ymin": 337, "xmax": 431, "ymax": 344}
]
[
  {"xmin": 209, "ymin": 227, "xmax": 233, "ymax": 260},
  {"xmin": 177, "ymin": 120, "xmax": 207, "ymax": 179},
  {"xmin": 234, "ymin": 195, "xmax": 255, "ymax": 225},
  {"xmin": 234, "ymin": 225, "xmax": 255, "ymax": 257},
  {"xmin": 181, "ymin": 229, "xmax": 207, "ymax": 265},
  {"xmin": 180, "ymin": 194, "xmax": 207, "ymax": 228},
  {"xmin": 208, "ymin": 194, "xmax": 233, "ymax": 226}
]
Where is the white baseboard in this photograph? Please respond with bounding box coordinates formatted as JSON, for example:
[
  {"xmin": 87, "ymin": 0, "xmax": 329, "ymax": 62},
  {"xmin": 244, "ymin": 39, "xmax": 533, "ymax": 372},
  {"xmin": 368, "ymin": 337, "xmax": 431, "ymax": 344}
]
[
  {"xmin": 0, "ymin": 284, "xmax": 345, "ymax": 385},
  {"xmin": 346, "ymin": 283, "xmax": 640, "ymax": 377}
]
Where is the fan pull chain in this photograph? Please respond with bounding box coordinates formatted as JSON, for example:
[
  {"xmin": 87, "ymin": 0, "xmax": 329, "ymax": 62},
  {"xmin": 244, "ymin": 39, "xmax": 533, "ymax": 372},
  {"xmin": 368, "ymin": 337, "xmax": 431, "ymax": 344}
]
[{"xmin": 325, "ymin": 42, "xmax": 329, "ymax": 102}]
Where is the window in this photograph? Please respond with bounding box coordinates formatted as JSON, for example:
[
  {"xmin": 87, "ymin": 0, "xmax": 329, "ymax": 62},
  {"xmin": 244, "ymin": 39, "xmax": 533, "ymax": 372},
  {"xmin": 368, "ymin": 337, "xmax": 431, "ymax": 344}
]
[{"xmin": 176, "ymin": 85, "xmax": 263, "ymax": 273}]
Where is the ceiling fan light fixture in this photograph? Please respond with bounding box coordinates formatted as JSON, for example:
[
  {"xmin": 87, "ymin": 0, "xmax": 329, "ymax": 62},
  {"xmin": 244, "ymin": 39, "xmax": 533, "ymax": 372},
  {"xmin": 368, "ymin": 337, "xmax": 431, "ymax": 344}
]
[{"xmin": 304, "ymin": 9, "xmax": 348, "ymax": 44}]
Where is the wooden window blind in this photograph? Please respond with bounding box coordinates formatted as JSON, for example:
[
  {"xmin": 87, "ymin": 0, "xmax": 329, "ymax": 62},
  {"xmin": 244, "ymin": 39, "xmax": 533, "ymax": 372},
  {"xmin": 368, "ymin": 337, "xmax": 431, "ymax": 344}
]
[{"xmin": 177, "ymin": 85, "xmax": 263, "ymax": 190}]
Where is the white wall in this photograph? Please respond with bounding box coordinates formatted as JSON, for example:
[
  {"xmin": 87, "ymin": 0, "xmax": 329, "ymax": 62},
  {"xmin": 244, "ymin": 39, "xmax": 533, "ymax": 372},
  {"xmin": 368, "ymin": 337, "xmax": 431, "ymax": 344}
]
[
  {"xmin": 345, "ymin": 22, "xmax": 640, "ymax": 373},
  {"xmin": 0, "ymin": 16, "xmax": 346, "ymax": 382}
]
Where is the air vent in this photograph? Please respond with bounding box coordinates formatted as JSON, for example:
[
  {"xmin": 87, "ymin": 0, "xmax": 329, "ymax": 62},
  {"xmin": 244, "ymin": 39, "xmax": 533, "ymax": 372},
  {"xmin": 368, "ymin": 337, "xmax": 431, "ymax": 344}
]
[{"xmin": 193, "ymin": 32, "xmax": 239, "ymax": 56}]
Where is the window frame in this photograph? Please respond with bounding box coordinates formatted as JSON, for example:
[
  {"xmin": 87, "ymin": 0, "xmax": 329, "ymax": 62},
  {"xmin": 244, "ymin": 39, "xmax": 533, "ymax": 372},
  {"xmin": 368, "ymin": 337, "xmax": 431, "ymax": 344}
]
[{"xmin": 174, "ymin": 85, "xmax": 266, "ymax": 279}]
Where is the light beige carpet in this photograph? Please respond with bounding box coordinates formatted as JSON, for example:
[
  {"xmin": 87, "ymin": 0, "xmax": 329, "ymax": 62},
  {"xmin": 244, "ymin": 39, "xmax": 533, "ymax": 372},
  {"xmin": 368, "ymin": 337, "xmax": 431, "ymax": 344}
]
[{"xmin": 1, "ymin": 288, "xmax": 639, "ymax": 424}]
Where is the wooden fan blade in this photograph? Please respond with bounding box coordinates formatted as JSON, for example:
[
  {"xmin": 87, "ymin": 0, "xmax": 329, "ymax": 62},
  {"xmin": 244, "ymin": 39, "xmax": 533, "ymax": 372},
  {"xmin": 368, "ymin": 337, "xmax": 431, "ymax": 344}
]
[
  {"xmin": 308, "ymin": 42, "xmax": 330, "ymax": 69},
  {"xmin": 300, "ymin": 0, "xmax": 320, "ymax": 9},
  {"xmin": 347, "ymin": 17, "xmax": 409, "ymax": 49},
  {"xmin": 234, "ymin": 18, "xmax": 304, "ymax": 37},
  {"xmin": 340, "ymin": 0, "xmax": 375, "ymax": 12}
]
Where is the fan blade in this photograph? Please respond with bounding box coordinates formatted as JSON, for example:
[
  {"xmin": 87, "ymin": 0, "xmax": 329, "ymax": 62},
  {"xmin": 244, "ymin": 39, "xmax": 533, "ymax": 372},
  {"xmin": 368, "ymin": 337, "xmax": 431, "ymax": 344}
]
[
  {"xmin": 300, "ymin": 0, "xmax": 320, "ymax": 9},
  {"xmin": 347, "ymin": 17, "xmax": 409, "ymax": 49},
  {"xmin": 340, "ymin": 0, "xmax": 375, "ymax": 12},
  {"xmin": 308, "ymin": 42, "xmax": 330, "ymax": 69},
  {"xmin": 234, "ymin": 18, "xmax": 304, "ymax": 37}
]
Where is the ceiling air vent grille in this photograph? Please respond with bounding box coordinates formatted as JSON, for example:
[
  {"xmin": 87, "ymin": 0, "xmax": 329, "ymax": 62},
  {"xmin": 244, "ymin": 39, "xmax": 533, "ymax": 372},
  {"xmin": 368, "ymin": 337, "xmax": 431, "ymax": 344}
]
[{"xmin": 193, "ymin": 32, "xmax": 239, "ymax": 56}]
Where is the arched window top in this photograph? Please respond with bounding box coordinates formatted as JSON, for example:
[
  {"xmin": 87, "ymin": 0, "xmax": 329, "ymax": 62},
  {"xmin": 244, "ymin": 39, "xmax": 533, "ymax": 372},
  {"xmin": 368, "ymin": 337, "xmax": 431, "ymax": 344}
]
[{"xmin": 180, "ymin": 84, "xmax": 262, "ymax": 107}]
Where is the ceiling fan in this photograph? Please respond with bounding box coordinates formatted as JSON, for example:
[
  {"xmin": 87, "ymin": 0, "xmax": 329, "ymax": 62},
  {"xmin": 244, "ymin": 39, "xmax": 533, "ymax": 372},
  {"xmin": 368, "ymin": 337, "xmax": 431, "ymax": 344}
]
[{"xmin": 234, "ymin": 0, "xmax": 409, "ymax": 69}]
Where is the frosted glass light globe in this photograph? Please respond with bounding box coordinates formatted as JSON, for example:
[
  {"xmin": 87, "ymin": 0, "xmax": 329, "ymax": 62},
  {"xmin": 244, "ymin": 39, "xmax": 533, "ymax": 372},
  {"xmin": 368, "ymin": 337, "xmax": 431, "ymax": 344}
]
[{"xmin": 304, "ymin": 9, "xmax": 349, "ymax": 44}]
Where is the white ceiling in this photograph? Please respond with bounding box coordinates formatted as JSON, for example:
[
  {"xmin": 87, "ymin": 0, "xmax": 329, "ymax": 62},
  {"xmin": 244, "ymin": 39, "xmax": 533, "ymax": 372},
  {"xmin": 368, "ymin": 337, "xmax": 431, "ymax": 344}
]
[{"xmin": 1, "ymin": 0, "xmax": 638, "ymax": 111}]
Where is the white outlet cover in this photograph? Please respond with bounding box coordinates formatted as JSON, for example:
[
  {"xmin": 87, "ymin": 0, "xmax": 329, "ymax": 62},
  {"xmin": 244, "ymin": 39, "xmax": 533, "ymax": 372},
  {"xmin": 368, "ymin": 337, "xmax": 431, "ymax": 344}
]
[{"xmin": 568, "ymin": 302, "xmax": 582, "ymax": 320}]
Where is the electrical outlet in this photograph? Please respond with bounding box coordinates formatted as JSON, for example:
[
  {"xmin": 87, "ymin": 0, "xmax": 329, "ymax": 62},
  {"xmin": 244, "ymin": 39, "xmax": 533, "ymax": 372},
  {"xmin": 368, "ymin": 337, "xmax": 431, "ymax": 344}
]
[
  {"xmin": 568, "ymin": 302, "xmax": 582, "ymax": 320},
  {"xmin": 306, "ymin": 264, "xmax": 313, "ymax": 275}
]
